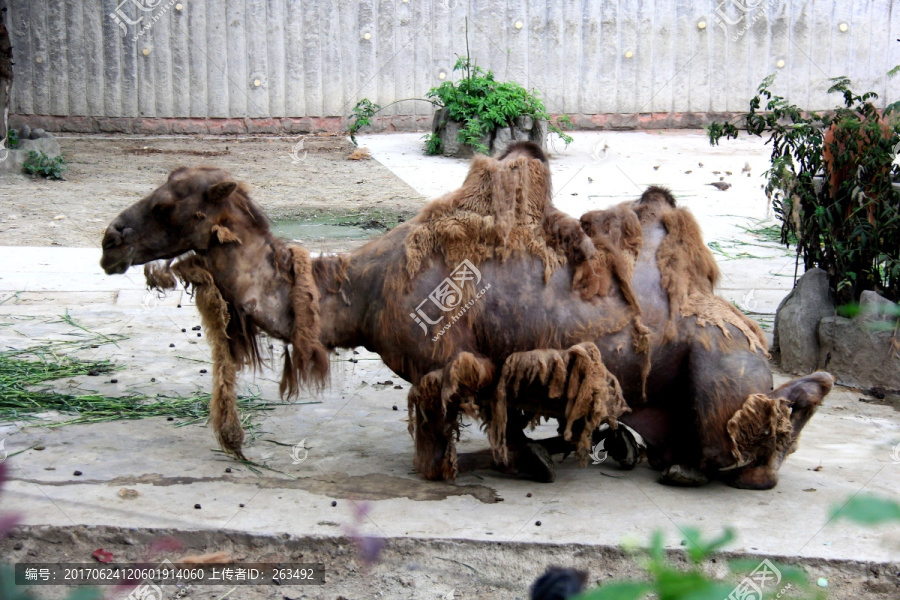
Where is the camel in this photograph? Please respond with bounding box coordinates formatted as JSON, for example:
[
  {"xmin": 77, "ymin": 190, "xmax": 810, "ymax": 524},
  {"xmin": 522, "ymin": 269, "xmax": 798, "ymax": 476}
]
[{"xmin": 100, "ymin": 142, "xmax": 833, "ymax": 490}]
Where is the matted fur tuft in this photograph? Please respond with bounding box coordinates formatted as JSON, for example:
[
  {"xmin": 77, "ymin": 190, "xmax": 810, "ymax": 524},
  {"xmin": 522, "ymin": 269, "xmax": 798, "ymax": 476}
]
[
  {"xmin": 407, "ymin": 370, "xmax": 461, "ymax": 481},
  {"xmin": 172, "ymin": 255, "xmax": 245, "ymax": 459},
  {"xmin": 725, "ymin": 393, "xmax": 793, "ymax": 469},
  {"xmin": 399, "ymin": 149, "xmax": 602, "ymax": 300},
  {"xmin": 144, "ymin": 260, "xmax": 178, "ymax": 291},
  {"xmin": 281, "ymin": 246, "xmax": 330, "ymax": 398},
  {"xmin": 644, "ymin": 192, "xmax": 767, "ymax": 353},
  {"xmin": 489, "ymin": 342, "xmax": 629, "ymax": 466}
]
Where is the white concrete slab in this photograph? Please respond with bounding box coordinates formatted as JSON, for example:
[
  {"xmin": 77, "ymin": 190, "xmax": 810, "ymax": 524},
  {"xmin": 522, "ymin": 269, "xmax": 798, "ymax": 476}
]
[{"xmin": 0, "ymin": 245, "xmax": 898, "ymax": 565}]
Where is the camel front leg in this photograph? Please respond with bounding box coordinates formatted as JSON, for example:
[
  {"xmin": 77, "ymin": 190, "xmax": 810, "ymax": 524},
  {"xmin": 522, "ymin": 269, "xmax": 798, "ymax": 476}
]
[
  {"xmin": 489, "ymin": 342, "xmax": 629, "ymax": 468},
  {"xmin": 173, "ymin": 257, "xmax": 246, "ymax": 459}
]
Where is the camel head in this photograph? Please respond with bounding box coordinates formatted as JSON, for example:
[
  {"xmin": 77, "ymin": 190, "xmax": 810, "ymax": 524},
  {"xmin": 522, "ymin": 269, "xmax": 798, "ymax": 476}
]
[{"xmin": 101, "ymin": 166, "xmax": 264, "ymax": 274}]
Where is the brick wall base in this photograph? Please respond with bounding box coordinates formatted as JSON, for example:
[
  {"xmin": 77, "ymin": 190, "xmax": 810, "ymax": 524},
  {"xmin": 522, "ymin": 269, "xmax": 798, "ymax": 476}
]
[{"xmin": 8, "ymin": 112, "xmax": 744, "ymax": 135}]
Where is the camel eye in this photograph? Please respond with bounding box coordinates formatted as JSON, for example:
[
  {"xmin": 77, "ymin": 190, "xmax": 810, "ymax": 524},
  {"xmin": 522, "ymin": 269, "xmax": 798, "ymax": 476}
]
[{"xmin": 152, "ymin": 200, "xmax": 176, "ymax": 218}]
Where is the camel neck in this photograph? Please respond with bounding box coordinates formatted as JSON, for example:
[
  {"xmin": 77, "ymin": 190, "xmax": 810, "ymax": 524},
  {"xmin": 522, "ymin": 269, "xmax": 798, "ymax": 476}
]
[
  {"xmin": 203, "ymin": 233, "xmax": 295, "ymax": 341},
  {"xmin": 311, "ymin": 253, "xmax": 366, "ymax": 350}
]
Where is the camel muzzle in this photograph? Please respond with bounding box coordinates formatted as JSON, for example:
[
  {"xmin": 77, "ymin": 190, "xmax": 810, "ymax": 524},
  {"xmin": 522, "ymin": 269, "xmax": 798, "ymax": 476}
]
[{"xmin": 100, "ymin": 221, "xmax": 136, "ymax": 274}]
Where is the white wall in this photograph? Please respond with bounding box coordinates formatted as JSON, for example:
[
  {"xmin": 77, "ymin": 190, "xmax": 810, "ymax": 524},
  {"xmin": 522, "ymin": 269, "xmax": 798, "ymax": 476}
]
[{"xmin": 7, "ymin": 0, "xmax": 900, "ymax": 120}]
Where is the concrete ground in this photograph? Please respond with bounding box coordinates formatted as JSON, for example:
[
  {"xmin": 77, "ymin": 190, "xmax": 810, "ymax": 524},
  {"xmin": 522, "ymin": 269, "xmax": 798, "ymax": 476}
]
[{"xmin": 1, "ymin": 132, "xmax": 899, "ymax": 597}]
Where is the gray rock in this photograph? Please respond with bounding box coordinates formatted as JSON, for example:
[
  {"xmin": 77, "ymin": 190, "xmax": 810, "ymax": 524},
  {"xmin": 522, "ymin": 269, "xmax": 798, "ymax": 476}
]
[
  {"xmin": 431, "ymin": 108, "xmax": 447, "ymax": 136},
  {"xmin": 772, "ymin": 268, "xmax": 835, "ymax": 374},
  {"xmin": 18, "ymin": 124, "xmax": 31, "ymax": 141},
  {"xmin": 492, "ymin": 121, "xmax": 535, "ymax": 156},
  {"xmin": 30, "ymin": 128, "xmax": 47, "ymax": 139},
  {"xmin": 817, "ymin": 291, "xmax": 900, "ymax": 391},
  {"xmin": 432, "ymin": 111, "xmax": 548, "ymax": 158},
  {"xmin": 858, "ymin": 290, "xmax": 900, "ymax": 322},
  {"xmin": 19, "ymin": 137, "xmax": 61, "ymax": 157},
  {"xmin": 438, "ymin": 118, "xmax": 464, "ymax": 157},
  {"xmin": 0, "ymin": 138, "xmax": 63, "ymax": 177},
  {"xmin": 533, "ymin": 119, "xmax": 549, "ymax": 152}
]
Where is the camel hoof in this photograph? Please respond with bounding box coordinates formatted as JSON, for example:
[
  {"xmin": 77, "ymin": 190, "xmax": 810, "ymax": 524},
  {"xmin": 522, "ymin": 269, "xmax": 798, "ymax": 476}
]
[
  {"xmin": 659, "ymin": 464, "xmax": 708, "ymax": 487},
  {"xmin": 516, "ymin": 443, "xmax": 556, "ymax": 483}
]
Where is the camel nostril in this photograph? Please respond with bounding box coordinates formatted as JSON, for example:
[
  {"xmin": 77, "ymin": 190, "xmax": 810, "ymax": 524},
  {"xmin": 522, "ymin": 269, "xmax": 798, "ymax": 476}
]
[{"xmin": 122, "ymin": 227, "xmax": 135, "ymax": 240}]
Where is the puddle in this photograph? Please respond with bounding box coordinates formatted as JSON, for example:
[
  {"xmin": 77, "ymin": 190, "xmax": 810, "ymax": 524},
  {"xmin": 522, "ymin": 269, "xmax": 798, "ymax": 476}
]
[
  {"xmin": 271, "ymin": 216, "xmax": 386, "ymax": 243},
  {"xmin": 17, "ymin": 472, "xmax": 501, "ymax": 504}
]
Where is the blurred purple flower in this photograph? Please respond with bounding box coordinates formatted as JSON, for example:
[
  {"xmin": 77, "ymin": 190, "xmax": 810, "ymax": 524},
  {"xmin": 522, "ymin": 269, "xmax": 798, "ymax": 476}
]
[{"xmin": 0, "ymin": 461, "xmax": 22, "ymax": 538}]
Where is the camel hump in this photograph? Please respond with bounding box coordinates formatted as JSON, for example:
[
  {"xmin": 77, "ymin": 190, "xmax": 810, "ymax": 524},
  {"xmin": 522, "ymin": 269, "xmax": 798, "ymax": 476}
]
[
  {"xmin": 638, "ymin": 185, "xmax": 676, "ymax": 207},
  {"xmin": 495, "ymin": 141, "xmax": 548, "ymax": 164}
]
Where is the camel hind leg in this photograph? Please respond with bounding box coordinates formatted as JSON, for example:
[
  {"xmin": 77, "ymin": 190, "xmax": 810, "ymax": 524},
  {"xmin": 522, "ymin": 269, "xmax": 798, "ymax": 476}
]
[{"xmin": 407, "ymin": 352, "xmax": 495, "ymax": 481}]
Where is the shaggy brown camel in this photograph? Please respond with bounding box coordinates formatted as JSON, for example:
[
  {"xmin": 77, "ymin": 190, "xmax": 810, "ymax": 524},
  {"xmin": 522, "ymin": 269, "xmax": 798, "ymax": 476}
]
[{"xmin": 100, "ymin": 142, "xmax": 832, "ymax": 490}]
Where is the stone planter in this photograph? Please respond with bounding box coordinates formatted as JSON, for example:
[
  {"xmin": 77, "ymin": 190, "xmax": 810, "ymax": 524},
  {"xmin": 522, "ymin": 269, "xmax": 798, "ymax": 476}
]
[
  {"xmin": 431, "ymin": 108, "xmax": 548, "ymax": 158},
  {"xmin": 0, "ymin": 127, "xmax": 61, "ymax": 176},
  {"xmin": 773, "ymin": 268, "xmax": 900, "ymax": 391}
]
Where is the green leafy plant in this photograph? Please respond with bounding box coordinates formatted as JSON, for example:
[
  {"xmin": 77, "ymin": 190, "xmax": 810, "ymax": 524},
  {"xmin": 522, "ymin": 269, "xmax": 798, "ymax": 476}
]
[
  {"xmin": 575, "ymin": 528, "xmax": 818, "ymax": 600},
  {"xmin": 426, "ymin": 55, "xmax": 572, "ymax": 155},
  {"xmin": 5, "ymin": 128, "xmax": 18, "ymax": 149},
  {"xmin": 23, "ymin": 150, "xmax": 67, "ymax": 180},
  {"xmin": 347, "ymin": 21, "xmax": 573, "ymax": 156},
  {"xmin": 348, "ymin": 98, "xmax": 381, "ymax": 146},
  {"xmin": 831, "ymin": 494, "xmax": 900, "ymax": 526},
  {"xmin": 709, "ymin": 74, "xmax": 900, "ymax": 305}
]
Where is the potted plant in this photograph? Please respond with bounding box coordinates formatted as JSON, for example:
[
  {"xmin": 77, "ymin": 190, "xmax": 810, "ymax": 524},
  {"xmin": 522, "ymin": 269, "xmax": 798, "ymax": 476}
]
[
  {"xmin": 423, "ymin": 55, "xmax": 572, "ymax": 157},
  {"xmin": 347, "ymin": 23, "xmax": 572, "ymax": 157}
]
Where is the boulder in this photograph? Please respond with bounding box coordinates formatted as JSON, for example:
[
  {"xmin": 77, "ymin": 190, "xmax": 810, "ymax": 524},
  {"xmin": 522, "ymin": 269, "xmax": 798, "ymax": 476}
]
[
  {"xmin": 772, "ymin": 268, "xmax": 835, "ymax": 374},
  {"xmin": 817, "ymin": 291, "xmax": 900, "ymax": 391},
  {"xmin": 0, "ymin": 136, "xmax": 62, "ymax": 176}
]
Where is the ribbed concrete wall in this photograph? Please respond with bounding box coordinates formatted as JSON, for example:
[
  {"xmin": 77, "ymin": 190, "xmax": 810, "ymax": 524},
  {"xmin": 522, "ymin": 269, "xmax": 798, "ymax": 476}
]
[{"xmin": 6, "ymin": 0, "xmax": 900, "ymax": 122}]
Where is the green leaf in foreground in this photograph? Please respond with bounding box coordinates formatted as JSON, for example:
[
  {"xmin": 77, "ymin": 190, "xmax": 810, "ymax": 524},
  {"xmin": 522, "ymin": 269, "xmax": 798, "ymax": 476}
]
[
  {"xmin": 830, "ymin": 494, "xmax": 900, "ymax": 525},
  {"xmin": 575, "ymin": 582, "xmax": 652, "ymax": 600}
]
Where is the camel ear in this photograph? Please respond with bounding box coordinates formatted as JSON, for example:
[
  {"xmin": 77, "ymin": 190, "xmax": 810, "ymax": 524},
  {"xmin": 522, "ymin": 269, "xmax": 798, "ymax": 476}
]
[
  {"xmin": 212, "ymin": 224, "xmax": 242, "ymax": 245},
  {"xmin": 207, "ymin": 181, "xmax": 237, "ymax": 203}
]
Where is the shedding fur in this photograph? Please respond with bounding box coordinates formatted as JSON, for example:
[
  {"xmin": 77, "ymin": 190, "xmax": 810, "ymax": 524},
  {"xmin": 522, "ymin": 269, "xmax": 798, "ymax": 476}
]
[
  {"xmin": 441, "ymin": 352, "xmax": 496, "ymax": 419},
  {"xmin": 211, "ymin": 224, "xmax": 242, "ymax": 245},
  {"xmin": 725, "ymin": 393, "xmax": 793, "ymax": 470},
  {"xmin": 282, "ymin": 246, "xmax": 330, "ymax": 398},
  {"xmin": 144, "ymin": 260, "xmax": 177, "ymax": 291},
  {"xmin": 489, "ymin": 342, "xmax": 629, "ymax": 466},
  {"xmin": 172, "ymin": 255, "xmax": 245, "ymax": 459},
  {"xmin": 401, "ymin": 148, "xmax": 600, "ymax": 298},
  {"xmin": 644, "ymin": 189, "xmax": 767, "ymax": 354}
]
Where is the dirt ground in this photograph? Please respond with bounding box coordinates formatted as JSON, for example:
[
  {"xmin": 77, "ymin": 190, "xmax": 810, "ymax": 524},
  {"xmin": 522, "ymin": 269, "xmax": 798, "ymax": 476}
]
[
  {"xmin": 2, "ymin": 526, "xmax": 897, "ymax": 600},
  {"xmin": 0, "ymin": 135, "xmax": 424, "ymax": 250}
]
